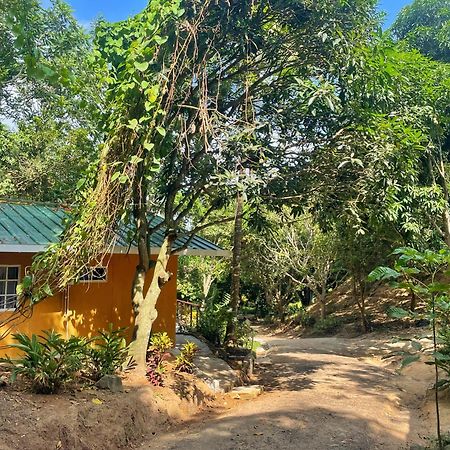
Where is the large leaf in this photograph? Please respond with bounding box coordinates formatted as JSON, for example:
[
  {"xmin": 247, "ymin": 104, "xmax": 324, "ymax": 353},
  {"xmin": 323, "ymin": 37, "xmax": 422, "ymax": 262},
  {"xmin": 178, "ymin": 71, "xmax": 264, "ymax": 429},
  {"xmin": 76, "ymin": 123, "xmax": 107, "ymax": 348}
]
[
  {"xmin": 367, "ymin": 266, "xmax": 401, "ymax": 282},
  {"xmin": 400, "ymin": 354, "xmax": 420, "ymax": 368},
  {"xmin": 386, "ymin": 306, "xmax": 411, "ymax": 319}
]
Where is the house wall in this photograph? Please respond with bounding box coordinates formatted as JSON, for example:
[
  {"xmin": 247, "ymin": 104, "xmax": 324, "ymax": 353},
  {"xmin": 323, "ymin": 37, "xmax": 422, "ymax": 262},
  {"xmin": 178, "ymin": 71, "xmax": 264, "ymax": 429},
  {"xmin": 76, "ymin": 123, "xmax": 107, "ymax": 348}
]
[{"xmin": 0, "ymin": 252, "xmax": 178, "ymax": 357}]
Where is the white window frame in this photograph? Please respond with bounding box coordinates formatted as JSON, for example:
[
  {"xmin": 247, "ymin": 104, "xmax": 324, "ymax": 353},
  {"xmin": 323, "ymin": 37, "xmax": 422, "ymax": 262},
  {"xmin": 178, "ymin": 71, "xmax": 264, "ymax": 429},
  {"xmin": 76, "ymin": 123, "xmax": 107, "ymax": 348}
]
[
  {"xmin": 79, "ymin": 266, "xmax": 108, "ymax": 284},
  {"xmin": 0, "ymin": 265, "xmax": 20, "ymax": 311}
]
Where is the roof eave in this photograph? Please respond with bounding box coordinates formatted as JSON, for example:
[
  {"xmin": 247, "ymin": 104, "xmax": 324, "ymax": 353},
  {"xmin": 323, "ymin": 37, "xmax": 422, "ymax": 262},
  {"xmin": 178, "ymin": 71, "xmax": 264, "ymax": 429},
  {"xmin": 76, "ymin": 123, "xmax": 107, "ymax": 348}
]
[{"xmin": 0, "ymin": 244, "xmax": 230, "ymax": 258}]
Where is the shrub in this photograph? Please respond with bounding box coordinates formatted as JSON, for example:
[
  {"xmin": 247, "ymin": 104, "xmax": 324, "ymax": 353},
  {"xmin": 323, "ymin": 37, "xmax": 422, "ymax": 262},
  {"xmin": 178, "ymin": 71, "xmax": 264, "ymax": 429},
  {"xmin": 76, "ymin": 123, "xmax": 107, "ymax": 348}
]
[
  {"xmin": 286, "ymin": 301, "xmax": 303, "ymax": 317},
  {"xmin": 234, "ymin": 319, "xmax": 255, "ymax": 350},
  {"xmin": 87, "ymin": 325, "xmax": 129, "ymax": 381},
  {"xmin": 148, "ymin": 332, "xmax": 173, "ymax": 355},
  {"xmin": 146, "ymin": 332, "xmax": 173, "ymax": 386},
  {"xmin": 313, "ymin": 315, "xmax": 342, "ymax": 335},
  {"xmin": 0, "ymin": 330, "xmax": 88, "ymax": 394},
  {"xmin": 174, "ymin": 341, "xmax": 199, "ymax": 373},
  {"xmin": 198, "ymin": 295, "xmax": 231, "ymax": 346},
  {"xmin": 292, "ymin": 308, "xmax": 316, "ymax": 328}
]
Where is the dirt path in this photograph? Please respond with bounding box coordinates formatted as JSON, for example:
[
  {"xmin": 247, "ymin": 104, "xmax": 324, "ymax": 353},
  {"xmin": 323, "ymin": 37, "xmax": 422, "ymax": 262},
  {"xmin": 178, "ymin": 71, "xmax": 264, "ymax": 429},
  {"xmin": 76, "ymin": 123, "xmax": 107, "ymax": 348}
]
[{"xmin": 145, "ymin": 331, "xmax": 434, "ymax": 450}]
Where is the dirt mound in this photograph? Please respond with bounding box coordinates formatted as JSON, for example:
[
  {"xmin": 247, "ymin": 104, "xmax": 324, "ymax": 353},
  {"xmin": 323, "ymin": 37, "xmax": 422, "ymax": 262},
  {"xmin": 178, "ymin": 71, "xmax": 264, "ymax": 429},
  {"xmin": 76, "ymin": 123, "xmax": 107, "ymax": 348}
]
[{"xmin": 0, "ymin": 372, "xmax": 216, "ymax": 450}]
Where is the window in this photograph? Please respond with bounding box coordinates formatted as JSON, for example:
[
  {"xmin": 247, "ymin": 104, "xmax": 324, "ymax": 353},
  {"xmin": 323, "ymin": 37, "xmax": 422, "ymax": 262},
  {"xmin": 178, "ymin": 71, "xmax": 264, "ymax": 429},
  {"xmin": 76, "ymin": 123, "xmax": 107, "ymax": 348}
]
[
  {"xmin": 79, "ymin": 266, "xmax": 107, "ymax": 283},
  {"xmin": 0, "ymin": 266, "xmax": 20, "ymax": 310}
]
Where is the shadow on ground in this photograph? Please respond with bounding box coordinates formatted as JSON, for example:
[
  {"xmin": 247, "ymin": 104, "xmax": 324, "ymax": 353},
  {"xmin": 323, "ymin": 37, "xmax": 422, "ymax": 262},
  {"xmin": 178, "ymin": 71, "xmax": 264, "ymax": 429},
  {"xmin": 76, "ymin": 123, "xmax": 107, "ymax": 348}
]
[{"xmin": 148, "ymin": 405, "xmax": 407, "ymax": 450}]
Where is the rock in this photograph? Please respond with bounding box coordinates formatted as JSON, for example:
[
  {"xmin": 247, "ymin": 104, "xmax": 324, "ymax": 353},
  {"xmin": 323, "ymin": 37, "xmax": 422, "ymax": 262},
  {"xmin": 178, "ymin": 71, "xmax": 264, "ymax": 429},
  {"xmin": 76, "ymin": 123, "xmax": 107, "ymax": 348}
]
[
  {"xmin": 230, "ymin": 385, "xmax": 263, "ymax": 398},
  {"xmin": 0, "ymin": 375, "xmax": 8, "ymax": 387},
  {"xmin": 409, "ymin": 445, "xmax": 426, "ymax": 450},
  {"xmin": 95, "ymin": 375, "xmax": 123, "ymax": 393}
]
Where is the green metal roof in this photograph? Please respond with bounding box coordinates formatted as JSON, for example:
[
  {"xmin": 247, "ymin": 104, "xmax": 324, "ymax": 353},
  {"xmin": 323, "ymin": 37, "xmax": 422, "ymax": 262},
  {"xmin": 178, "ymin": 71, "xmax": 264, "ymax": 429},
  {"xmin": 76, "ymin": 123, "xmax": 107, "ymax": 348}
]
[{"xmin": 0, "ymin": 202, "xmax": 228, "ymax": 256}]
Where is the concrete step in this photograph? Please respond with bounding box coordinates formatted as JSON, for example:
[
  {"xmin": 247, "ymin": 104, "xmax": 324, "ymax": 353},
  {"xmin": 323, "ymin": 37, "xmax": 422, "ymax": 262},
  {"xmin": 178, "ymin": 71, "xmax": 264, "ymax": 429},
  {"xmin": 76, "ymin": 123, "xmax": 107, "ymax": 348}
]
[{"xmin": 255, "ymin": 356, "xmax": 273, "ymax": 366}]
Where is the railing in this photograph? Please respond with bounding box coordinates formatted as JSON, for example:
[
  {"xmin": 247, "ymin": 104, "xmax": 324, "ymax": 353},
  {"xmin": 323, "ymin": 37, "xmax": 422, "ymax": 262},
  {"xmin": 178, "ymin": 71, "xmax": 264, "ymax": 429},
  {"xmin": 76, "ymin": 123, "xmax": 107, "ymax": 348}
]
[{"xmin": 176, "ymin": 299, "xmax": 201, "ymax": 331}]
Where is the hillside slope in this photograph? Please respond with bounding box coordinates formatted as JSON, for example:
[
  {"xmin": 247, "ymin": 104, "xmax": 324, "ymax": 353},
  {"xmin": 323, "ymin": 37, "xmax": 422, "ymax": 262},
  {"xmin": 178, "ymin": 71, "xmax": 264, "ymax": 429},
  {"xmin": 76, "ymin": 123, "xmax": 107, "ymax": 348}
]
[{"xmin": 306, "ymin": 281, "xmax": 426, "ymax": 334}]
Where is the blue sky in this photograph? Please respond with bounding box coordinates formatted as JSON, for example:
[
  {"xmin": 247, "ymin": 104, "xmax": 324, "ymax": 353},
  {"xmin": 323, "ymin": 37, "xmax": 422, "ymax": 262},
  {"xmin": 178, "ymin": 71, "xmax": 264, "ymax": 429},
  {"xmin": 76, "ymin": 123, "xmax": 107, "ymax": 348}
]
[
  {"xmin": 379, "ymin": 0, "xmax": 411, "ymax": 27},
  {"xmin": 43, "ymin": 0, "xmax": 411, "ymax": 28}
]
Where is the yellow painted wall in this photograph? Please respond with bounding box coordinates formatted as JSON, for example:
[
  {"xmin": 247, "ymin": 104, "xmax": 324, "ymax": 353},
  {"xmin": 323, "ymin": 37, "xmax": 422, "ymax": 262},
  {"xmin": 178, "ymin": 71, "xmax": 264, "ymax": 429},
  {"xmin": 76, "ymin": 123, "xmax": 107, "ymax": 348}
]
[{"xmin": 0, "ymin": 252, "xmax": 178, "ymax": 357}]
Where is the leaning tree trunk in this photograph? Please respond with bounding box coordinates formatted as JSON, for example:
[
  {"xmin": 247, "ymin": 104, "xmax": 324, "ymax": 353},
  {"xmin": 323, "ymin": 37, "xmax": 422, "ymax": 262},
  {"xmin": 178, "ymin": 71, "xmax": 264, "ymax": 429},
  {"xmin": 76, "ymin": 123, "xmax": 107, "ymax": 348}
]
[
  {"xmin": 225, "ymin": 190, "xmax": 243, "ymax": 344},
  {"xmin": 128, "ymin": 235, "xmax": 174, "ymax": 372}
]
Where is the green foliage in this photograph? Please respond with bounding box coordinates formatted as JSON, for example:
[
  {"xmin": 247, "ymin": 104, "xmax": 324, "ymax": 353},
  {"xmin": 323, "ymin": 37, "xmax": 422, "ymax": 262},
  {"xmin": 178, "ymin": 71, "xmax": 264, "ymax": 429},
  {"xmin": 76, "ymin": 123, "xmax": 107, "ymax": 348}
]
[
  {"xmin": 87, "ymin": 325, "xmax": 129, "ymax": 381},
  {"xmin": 367, "ymin": 267, "xmax": 401, "ymax": 283},
  {"xmin": 286, "ymin": 301, "xmax": 304, "ymax": 317},
  {"xmin": 1, "ymin": 0, "xmax": 98, "ymax": 118},
  {"xmin": 0, "ymin": 325, "xmax": 131, "ymax": 392},
  {"xmin": 0, "ymin": 330, "xmax": 88, "ymax": 394},
  {"xmin": 178, "ymin": 255, "xmax": 229, "ymax": 303},
  {"xmin": 198, "ymin": 295, "xmax": 232, "ymax": 347},
  {"xmin": 386, "ymin": 306, "xmax": 412, "ymax": 319},
  {"xmin": 0, "ymin": 0, "xmax": 100, "ymax": 202},
  {"xmin": 313, "ymin": 316, "xmax": 342, "ymax": 335},
  {"xmin": 372, "ymin": 246, "xmax": 450, "ymax": 447},
  {"xmin": 0, "ymin": 119, "xmax": 95, "ymax": 202},
  {"xmin": 234, "ymin": 319, "xmax": 256, "ymax": 350},
  {"xmin": 392, "ymin": 0, "xmax": 450, "ymax": 62},
  {"xmin": 241, "ymin": 210, "xmax": 338, "ymax": 321},
  {"xmin": 293, "ymin": 309, "xmax": 316, "ymax": 328},
  {"xmin": 174, "ymin": 341, "xmax": 199, "ymax": 373},
  {"xmin": 148, "ymin": 332, "xmax": 173, "ymax": 355}
]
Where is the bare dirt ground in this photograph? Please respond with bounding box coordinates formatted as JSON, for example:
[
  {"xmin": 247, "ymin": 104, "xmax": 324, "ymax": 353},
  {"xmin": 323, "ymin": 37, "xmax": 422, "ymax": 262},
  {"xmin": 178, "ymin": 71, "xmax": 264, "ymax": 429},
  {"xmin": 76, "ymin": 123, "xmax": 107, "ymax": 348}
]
[
  {"xmin": 1, "ymin": 329, "xmax": 447, "ymax": 450},
  {"xmin": 146, "ymin": 329, "xmax": 446, "ymax": 450},
  {"xmin": 0, "ymin": 371, "xmax": 216, "ymax": 450}
]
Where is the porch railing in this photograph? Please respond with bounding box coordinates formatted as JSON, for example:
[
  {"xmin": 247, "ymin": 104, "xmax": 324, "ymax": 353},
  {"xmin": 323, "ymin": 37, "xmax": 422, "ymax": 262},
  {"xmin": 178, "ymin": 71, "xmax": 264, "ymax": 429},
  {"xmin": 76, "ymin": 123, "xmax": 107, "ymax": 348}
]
[{"xmin": 176, "ymin": 299, "xmax": 201, "ymax": 331}]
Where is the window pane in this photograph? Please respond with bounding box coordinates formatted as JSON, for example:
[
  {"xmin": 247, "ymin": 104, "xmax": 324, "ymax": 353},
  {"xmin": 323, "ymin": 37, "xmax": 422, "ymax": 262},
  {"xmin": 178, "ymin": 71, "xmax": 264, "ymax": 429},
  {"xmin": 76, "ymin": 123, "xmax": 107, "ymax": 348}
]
[
  {"xmin": 0, "ymin": 281, "xmax": 5, "ymax": 295},
  {"xmin": 5, "ymin": 295, "xmax": 16, "ymax": 309},
  {"xmin": 80, "ymin": 267, "xmax": 107, "ymax": 282},
  {"xmin": 7, "ymin": 267, "xmax": 19, "ymax": 279},
  {"xmin": 0, "ymin": 295, "xmax": 5, "ymax": 309},
  {"xmin": 0, "ymin": 267, "xmax": 6, "ymax": 279},
  {"xmin": 92, "ymin": 268, "xmax": 106, "ymax": 281},
  {"xmin": 7, "ymin": 281, "xmax": 17, "ymax": 295},
  {"xmin": 79, "ymin": 272, "xmax": 87, "ymax": 281}
]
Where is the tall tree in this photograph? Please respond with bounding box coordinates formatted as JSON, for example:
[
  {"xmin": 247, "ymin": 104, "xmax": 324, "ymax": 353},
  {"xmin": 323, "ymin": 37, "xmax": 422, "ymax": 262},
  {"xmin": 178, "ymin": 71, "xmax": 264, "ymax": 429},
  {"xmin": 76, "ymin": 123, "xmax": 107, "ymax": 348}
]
[
  {"xmin": 0, "ymin": 0, "xmax": 102, "ymax": 201},
  {"xmin": 392, "ymin": 0, "xmax": 450, "ymax": 62},
  {"xmin": 16, "ymin": 0, "xmax": 379, "ymax": 371}
]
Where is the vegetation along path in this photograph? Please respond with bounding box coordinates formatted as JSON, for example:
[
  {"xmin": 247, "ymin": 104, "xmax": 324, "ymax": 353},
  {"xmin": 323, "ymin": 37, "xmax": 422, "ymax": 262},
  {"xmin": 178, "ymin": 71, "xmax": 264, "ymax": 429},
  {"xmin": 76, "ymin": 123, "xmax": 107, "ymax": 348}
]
[{"xmin": 148, "ymin": 330, "xmax": 433, "ymax": 450}]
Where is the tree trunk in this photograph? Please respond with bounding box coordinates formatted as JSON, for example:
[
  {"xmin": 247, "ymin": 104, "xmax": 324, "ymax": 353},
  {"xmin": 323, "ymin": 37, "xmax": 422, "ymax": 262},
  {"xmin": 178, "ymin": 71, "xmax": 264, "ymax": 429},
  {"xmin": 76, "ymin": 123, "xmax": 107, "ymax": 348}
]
[
  {"xmin": 128, "ymin": 235, "xmax": 174, "ymax": 372},
  {"xmin": 225, "ymin": 190, "xmax": 243, "ymax": 344},
  {"xmin": 319, "ymin": 284, "xmax": 327, "ymax": 320},
  {"xmin": 442, "ymin": 208, "xmax": 450, "ymax": 248},
  {"xmin": 410, "ymin": 289, "xmax": 417, "ymax": 311},
  {"xmin": 276, "ymin": 289, "xmax": 285, "ymax": 322},
  {"xmin": 352, "ymin": 275, "xmax": 370, "ymax": 332},
  {"xmin": 435, "ymin": 152, "xmax": 450, "ymax": 247},
  {"xmin": 202, "ymin": 272, "xmax": 213, "ymax": 300}
]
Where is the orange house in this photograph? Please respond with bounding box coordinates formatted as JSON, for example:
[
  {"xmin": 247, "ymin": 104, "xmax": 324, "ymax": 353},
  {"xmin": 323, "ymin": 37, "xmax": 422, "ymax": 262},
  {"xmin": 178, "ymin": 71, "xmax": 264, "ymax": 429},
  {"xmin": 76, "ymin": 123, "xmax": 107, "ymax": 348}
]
[{"xmin": 0, "ymin": 201, "xmax": 227, "ymax": 357}]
